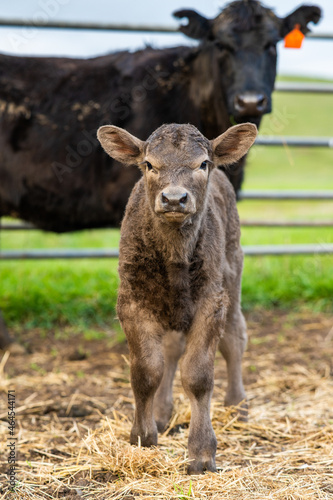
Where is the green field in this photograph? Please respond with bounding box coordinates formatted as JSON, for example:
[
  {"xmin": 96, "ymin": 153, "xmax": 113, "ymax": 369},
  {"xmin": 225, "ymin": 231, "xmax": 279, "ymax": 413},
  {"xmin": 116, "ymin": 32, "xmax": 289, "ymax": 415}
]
[{"xmin": 1, "ymin": 77, "xmax": 333, "ymax": 332}]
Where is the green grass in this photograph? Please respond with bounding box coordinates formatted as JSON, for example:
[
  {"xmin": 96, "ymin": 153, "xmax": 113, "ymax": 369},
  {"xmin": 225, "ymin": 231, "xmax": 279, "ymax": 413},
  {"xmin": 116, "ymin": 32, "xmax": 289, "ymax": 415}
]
[
  {"xmin": 242, "ymin": 254, "xmax": 333, "ymax": 311},
  {"xmin": 1, "ymin": 76, "xmax": 333, "ymax": 329},
  {"xmin": 1, "ymin": 259, "xmax": 119, "ymax": 329}
]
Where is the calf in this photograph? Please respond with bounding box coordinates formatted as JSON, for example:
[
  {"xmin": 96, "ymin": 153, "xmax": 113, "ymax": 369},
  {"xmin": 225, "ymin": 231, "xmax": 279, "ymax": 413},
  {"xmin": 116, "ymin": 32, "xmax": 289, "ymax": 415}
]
[{"xmin": 97, "ymin": 121, "xmax": 257, "ymax": 474}]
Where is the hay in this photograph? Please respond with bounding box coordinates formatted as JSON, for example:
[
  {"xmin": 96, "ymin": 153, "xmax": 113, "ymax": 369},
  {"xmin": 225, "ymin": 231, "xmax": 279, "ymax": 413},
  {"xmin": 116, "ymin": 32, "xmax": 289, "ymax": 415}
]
[{"xmin": 0, "ymin": 311, "xmax": 332, "ymax": 499}]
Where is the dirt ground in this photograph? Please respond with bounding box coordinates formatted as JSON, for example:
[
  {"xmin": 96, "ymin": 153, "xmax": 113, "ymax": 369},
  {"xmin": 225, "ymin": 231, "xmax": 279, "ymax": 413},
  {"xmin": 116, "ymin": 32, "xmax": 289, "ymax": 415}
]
[{"xmin": 0, "ymin": 309, "xmax": 332, "ymax": 499}]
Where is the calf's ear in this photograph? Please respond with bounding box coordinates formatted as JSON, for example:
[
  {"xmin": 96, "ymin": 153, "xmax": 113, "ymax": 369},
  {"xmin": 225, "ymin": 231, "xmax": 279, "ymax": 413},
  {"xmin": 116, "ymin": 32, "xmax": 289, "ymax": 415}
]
[
  {"xmin": 173, "ymin": 9, "xmax": 213, "ymax": 40},
  {"xmin": 280, "ymin": 5, "xmax": 322, "ymax": 37},
  {"xmin": 211, "ymin": 123, "xmax": 257, "ymax": 167},
  {"xmin": 97, "ymin": 125, "xmax": 144, "ymax": 165}
]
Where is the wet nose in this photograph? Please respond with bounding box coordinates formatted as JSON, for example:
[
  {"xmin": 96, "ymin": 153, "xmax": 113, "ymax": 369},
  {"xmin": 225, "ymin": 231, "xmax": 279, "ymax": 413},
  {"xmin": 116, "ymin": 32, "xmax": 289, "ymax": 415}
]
[
  {"xmin": 161, "ymin": 188, "xmax": 188, "ymax": 210},
  {"xmin": 234, "ymin": 92, "xmax": 268, "ymax": 117}
]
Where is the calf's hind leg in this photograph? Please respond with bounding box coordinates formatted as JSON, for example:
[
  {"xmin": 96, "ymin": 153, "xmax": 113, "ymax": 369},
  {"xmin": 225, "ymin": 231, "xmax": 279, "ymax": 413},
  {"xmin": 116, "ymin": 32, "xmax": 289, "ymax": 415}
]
[
  {"xmin": 219, "ymin": 307, "xmax": 247, "ymax": 419},
  {"xmin": 154, "ymin": 330, "xmax": 185, "ymax": 431}
]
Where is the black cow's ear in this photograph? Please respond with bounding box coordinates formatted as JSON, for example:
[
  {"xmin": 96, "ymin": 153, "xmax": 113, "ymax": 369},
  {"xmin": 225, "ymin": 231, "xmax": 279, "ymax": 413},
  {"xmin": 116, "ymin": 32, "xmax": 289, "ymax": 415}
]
[
  {"xmin": 280, "ymin": 5, "xmax": 322, "ymax": 37},
  {"xmin": 97, "ymin": 125, "xmax": 144, "ymax": 165},
  {"xmin": 173, "ymin": 9, "xmax": 213, "ymax": 40}
]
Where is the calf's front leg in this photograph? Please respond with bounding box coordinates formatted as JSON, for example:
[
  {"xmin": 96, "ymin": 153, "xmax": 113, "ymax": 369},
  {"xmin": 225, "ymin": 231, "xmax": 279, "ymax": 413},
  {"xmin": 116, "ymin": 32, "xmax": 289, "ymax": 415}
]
[
  {"xmin": 180, "ymin": 305, "xmax": 221, "ymax": 474},
  {"xmin": 121, "ymin": 315, "xmax": 164, "ymax": 447}
]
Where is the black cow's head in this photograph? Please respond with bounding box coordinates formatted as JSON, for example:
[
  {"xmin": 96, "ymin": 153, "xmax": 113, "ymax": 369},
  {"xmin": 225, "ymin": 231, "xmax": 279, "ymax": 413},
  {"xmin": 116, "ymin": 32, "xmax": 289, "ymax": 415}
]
[{"xmin": 174, "ymin": 1, "xmax": 322, "ymax": 125}]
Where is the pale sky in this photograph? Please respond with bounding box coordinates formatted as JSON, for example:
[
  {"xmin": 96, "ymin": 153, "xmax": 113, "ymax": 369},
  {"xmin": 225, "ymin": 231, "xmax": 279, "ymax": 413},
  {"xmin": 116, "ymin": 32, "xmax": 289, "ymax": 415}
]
[{"xmin": 0, "ymin": 0, "xmax": 332, "ymax": 78}]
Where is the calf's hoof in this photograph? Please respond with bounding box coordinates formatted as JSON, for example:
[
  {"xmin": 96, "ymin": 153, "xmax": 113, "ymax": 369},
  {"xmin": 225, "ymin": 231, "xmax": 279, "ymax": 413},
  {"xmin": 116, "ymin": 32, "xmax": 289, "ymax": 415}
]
[
  {"xmin": 225, "ymin": 397, "xmax": 248, "ymax": 422},
  {"xmin": 237, "ymin": 400, "xmax": 249, "ymax": 422},
  {"xmin": 187, "ymin": 458, "xmax": 216, "ymax": 475},
  {"xmin": 130, "ymin": 428, "xmax": 158, "ymax": 447},
  {"xmin": 154, "ymin": 403, "xmax": 173, "ymax": 432},
  {"xmin": 156, "ymin": 419, "xmax": 168, "ymax": 433}
]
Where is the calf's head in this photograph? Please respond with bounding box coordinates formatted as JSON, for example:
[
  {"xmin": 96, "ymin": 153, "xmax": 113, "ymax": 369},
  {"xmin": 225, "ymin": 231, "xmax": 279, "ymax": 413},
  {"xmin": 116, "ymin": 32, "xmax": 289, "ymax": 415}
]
[
  {"xmin": 97, "ymin": 123, "xmax": 257, "ymax": 225},
  {"xmin": 174, "ymin": 1, "xmax": 321, "ymax": 124}
]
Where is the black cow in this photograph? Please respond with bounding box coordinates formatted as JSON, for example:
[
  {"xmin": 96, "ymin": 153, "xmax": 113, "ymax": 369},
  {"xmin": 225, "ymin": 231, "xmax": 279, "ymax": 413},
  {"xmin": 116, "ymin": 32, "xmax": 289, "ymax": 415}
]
[{"xmin": 0, "ymin": 1, "xmax": 321, "ymax": 349}]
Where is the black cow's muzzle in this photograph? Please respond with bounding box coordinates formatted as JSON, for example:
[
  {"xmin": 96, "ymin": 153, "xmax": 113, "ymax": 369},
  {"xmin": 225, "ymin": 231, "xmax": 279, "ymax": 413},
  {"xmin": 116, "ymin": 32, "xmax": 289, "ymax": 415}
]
[{"xmin": 233, "ymin": 91, "xmax": 269, "ymax": 118}]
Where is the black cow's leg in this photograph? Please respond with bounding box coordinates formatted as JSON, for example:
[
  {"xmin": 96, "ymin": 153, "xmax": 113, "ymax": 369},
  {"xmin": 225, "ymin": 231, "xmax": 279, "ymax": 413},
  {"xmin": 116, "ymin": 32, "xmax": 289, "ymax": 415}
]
[
  {"xmin": 219, "ymin": 306, "xmax": 247, "ymax": 420},
  {"xmin": 0, "ymin": 310, "xmax": 13, "ymax": 350},
  {"xmin": 154, "ymin": 330, "xmax": 185, "ymax": 431}
]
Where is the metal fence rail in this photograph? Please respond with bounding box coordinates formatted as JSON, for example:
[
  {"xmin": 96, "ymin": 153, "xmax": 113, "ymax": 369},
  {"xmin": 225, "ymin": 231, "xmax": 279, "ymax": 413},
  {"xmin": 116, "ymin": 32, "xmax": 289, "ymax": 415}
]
[
  {"xmin": 244, "ymin": 244, "xmax": 333, "ymax": 256},
  {"xmin": 1, "ymin": 223, "xmax": 35, "ymax": 231},
  {"xmin": 255, "ymin": 137, "xmax": 333, "ymax": 147},
  {"xmin": 1, "ymin": 244, "xmax": 333, "ymax": 260},
  {"xmin": 238, "ymin": 190, "xmax": 333, "ymax": 200},
  {"xmin": 2, "ymin": 219, "xmax": 333, "ymax": 231},
  {"xmin": 240, "ymin": 220, "xmax": 333, "ymax": 227},
  {"xmin": 0, "ymin": 19, "xmax": 179, "ymax": 32},
  {"xmin": 0, "ymin": 19, "xmax": 325, "ymax": 35},
  {"xmin": 0, "ymin": 249, "xmax": 120, "ymax": 260},
  {"xmin": 307, "ymin": 32, "xmax": 333, "ymax": 40},
  {"xmin": 0, "ymin": 18, "xmax": 331, "ymax": 41},
  {"xmin": 274, "ymin": 82, "xmax": 333, "ymax": 93}
]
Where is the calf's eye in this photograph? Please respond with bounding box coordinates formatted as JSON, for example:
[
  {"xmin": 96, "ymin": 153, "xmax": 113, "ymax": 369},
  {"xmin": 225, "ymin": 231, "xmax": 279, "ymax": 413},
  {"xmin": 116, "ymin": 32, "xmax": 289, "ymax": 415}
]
[
  {"xmin": 200, "ymin": 161, "xmax": 208, "ymax": 171},
  {"xmin": 146, "ymin": 161, "xmax": 153, "ymax": 171}
]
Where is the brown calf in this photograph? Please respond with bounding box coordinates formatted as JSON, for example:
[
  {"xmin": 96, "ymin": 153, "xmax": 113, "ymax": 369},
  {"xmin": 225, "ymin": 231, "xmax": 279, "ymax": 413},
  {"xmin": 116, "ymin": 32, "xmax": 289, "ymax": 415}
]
[{"xmin": 97, "ymin": 122, "xmax": 257, "ymax": 474}]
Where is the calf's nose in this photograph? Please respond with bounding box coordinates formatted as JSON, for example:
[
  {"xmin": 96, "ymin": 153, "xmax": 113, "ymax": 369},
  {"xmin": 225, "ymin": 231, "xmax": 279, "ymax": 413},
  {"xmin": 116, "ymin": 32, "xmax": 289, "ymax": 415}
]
[
  {"xmin": 161, "ymin": 188, "xmax": 189, "ymax": 210},
  {"xmin": 234, "ymin": 92, "xmax": 268, "ymax": 117}
]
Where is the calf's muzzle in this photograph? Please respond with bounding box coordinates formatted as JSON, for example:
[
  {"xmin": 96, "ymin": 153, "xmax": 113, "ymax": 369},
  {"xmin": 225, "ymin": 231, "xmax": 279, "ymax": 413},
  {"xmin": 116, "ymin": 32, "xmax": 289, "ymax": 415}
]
[
  {"xmin": 161, "ymin": 189, "xmax": 188, "ymax": 209},
  {"xmin": 155, "ymin": 186, "xmax": 196, "ymax": 222}
]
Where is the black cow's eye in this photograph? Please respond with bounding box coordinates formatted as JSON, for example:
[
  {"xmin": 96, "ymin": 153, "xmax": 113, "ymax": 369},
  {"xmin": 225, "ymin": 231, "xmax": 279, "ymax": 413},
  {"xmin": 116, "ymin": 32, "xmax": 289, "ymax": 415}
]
[
  {"xmin": 200, "ymin": 161, "xmax": 208, "ymax": 171},
  {"xmin": 146, "ymin": 161, "xmax": 153, "ymax": 171},
  {"xmin": 215, "ymin": 41, "xmax": 234, "ymax": 53},
  {"xmin": 215, "ymin": 42, "xmax": 225, "ymax": 50},
  {"xmin": 265, "ymin": 42, "xmax": 277, "ymax": 56}
]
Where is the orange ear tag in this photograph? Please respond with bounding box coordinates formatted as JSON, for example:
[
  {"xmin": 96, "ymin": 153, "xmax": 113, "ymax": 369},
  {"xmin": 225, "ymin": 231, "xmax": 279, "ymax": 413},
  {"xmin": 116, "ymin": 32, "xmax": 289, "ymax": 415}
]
[{"xmin": 284, "ymin": 24, "xmax": 305, "ymax": 49}]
